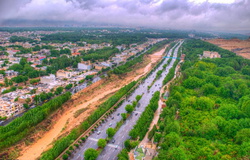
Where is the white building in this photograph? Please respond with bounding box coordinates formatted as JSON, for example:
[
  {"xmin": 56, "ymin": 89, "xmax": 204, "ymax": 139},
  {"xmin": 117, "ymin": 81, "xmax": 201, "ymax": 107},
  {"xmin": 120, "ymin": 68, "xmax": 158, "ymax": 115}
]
[
  {"xmin": 78, "ymin": 61, "xmax": 92, "ymax": 70},
  {"xmin": 56, "ymin": 70, "xmax": 72, "ymax": 79},
  {"xmin": 40, "ymin": 74, "xmax": 56, "ymax": 84},
  {"xmin": 203, "ymin": 51, "xmax": 221, "ymax": 58}
]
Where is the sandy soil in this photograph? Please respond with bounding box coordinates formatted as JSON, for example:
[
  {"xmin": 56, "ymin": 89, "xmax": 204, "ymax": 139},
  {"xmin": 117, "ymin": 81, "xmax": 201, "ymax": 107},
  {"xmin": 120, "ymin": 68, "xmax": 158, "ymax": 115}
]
[
  {"xmin": 206, "ymin": 38, "xmax": 250, "ymax": 59},
  {"xmin": 17, "ymin": 46, "xmax": 167, "ymax": 160}
]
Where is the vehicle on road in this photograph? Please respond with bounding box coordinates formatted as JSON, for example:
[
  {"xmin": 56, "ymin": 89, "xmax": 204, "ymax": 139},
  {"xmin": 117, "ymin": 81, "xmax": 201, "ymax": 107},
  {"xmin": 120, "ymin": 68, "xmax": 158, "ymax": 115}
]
[
  {"xmin": 117, "ymin": 113, "xmax": 120, "ymax": 116},
  {"xmin": 97, "ymin": 131, "xmax": 101, "ymax": 135},
  {"xmin": 115, "ymin": 145, "xmax": 118, "ymax": 149},
  {"xmin": 135, "ymin": 113, "xmax": 138, "ymax": 116},
  {"xmin": 112, "ymin": 139, "xmax": 115, "ymax": 143},
  {"xmin": 109, "ymin": 123, "xmax": 112, "ymax": 126}
]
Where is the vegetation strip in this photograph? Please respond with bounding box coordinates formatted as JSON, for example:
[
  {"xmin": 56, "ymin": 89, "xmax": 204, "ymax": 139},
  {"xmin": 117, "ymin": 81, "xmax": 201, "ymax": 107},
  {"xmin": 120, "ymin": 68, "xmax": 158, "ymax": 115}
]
[
  {"xmin": 113, "ymin": 39, "xmax": 172, "ymax": 75},
  {"xmin": 155, "ymin": 39, "xmax": 250, "ymax": 159},
  {"xmin": 0, "ymin": 92, "xmax": 71, "ymax": 152},
  {"xmin": 83, "ymin": 95, "xmax": 142, "ymax": 160},
  {"xmin": 49, "ymin": 40, "xmax": 175, "ymax": 160},
  {"xmin": 162, "ymin": 43, "xmax": 182, "ymax": 85},
  {"xmin": 40, "ymin": 81, "xmax": 137, "ymax": 160}
]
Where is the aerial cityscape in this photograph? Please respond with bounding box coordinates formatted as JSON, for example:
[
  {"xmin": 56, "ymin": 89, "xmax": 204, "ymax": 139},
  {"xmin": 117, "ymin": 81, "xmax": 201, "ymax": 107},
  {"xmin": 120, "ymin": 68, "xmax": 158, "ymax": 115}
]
[{"xmin": 0, "ymin": 0, "xmax": 250, "ymax": 160}]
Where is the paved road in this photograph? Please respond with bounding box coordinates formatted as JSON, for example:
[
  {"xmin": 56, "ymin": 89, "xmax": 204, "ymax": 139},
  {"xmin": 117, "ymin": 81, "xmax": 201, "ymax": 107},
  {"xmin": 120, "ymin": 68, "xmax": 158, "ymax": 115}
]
[{"xmin": 71, "ymin": 41, "xmax": 183, "ymax": 160}]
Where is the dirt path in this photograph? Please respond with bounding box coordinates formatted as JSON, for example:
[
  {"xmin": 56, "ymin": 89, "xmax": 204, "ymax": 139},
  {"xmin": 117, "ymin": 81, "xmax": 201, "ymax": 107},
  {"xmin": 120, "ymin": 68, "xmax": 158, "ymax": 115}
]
[
  {"xmin": 17, "ymin": 45, "xmax": 167, "ymax": 160},
  {"xmin": 206, "ymin": 38, "xmax": 250, "ymax": 59}
]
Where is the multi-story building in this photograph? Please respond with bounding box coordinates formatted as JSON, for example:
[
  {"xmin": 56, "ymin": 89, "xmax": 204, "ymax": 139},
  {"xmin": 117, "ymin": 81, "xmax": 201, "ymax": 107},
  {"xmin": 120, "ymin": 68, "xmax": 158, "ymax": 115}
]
[
  {"xmin": 203, "ymin": 51, "xmax": 221, "ymax": 58},
  {"xmin": 56, "ymin": 70, "xmax": 72, "ymax": 79},
  {"xmin": 40, "ymin": 74, "xmax": 56, "ymax": 84},
  {"xmin": 78, "ymin": 61, "xmax": 93, "ymax": 70}
]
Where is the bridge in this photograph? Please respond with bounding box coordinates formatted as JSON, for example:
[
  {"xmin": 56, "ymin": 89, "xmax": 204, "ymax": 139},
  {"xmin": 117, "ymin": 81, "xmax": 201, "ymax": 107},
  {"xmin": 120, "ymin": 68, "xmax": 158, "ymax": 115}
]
[{"xmin": 163, "ymin": 56, "xmax": 180, "ymax": 59}]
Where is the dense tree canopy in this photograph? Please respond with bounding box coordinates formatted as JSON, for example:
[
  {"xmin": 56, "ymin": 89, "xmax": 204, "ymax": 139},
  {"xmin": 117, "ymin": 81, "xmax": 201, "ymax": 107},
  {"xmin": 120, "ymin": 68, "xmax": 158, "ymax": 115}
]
[{"xmin": 156, "ymin": 39, "xmax": 250, "ymax": 160}]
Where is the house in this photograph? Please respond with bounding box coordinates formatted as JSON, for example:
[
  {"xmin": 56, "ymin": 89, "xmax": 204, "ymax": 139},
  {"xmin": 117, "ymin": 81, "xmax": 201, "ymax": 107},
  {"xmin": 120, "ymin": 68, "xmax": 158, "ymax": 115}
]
[
  {"xmin": 39, "ymin": 49, "xmax": 51, "ymax": 55},
  {"xmin": 40, "ymin": 74, "xmax": 56, "ymax": 84},
  {"xmin": 180, "ymin": 54, "xmax": 186, "ymax": 62},
  {"xmin": 56, "ymin": 70, "xmax": 72, "ymax": 79},
  {"xmin": 72, "ymin": 52, "xmax": 81, "ymax": 56},
  {"xmin": 203, "ymin": 51, "xmax": 221, "ymax": 58},
  {"xmin": 100, "ymin": 61, "xmax": 112, "ymax": 68},
  {"xmin": 5, "ymin": 70, "xmax": 18, "ymax": 77},
  {"xmin": 0, "ymin": 74, "xmax": 4, "ymax": 80},
  {"xmin": 93, "ymin": 64, "xmax": 104, "ymax": 71},
  {"xmin": 78, "ymin": 61, "xmax": 93, "ymax": 70}
]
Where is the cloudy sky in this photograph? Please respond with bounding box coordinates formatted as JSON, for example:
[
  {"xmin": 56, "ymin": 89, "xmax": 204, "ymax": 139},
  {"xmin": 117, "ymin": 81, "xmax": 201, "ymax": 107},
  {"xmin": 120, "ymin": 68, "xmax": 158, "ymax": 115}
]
[{"xmin": 0, "ymin": 0, "xmax": 249, "ymax": 31}]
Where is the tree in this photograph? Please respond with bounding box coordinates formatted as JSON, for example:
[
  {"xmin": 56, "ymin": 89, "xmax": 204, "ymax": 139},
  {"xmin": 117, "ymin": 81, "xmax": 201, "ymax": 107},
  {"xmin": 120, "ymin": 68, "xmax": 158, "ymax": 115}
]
[
  {"xmin": 84, "ymin": 148, "xmax": 98, "ymax": 160},
  {"xmin": 165, "ymin": 147, "xmax": 187, "ymax": 160},
  {"xmin": 86, "ymin": 75, "xmax": 94, "ymax": 80},
  {"xmin": 218, "ymin": 104, "xmax": 240, "ymax": 120},
  {"xmin": 235, "ymin": 128, "xmax": 250, "ymax": 144},
  {"xmin": 194, "ymin": 97, "xmax": 214, "ymax": 111},
  {"xmin": 117, "ymin": 149, "xmax": 129, "ymax": 160},
  {"xmin": 25, "ymin": 98, "xmax": 31, "ymax": 104},
  {"xmin": 136, "ymin": 95, "xmax": 142, "ymax": 102},
  {"xmin": 4, "ymin": 78, "xmax": 9, "ymax": 87},
  {"xmin": 9, "ymin": 64, "xmax": 23, "ymax": 72},
  {"xmin": 23, "ymin": 103, "xmax": 29, "ymax": 109},
  {"xmin": 161, "ymin": 132, "xmax": 182, "ymax": 150},
  {"xmin": 124, "ymin": 140, "xmax": 132, "ymax": 150},
  {"xmin": 97, "ymin": 139, "xmax": 106, "ymax": 148},
  {"xmin": 73, "ymin": 61, "xmax": 78, "ymax": 68},
  {"xmin": 183, "ymin": 76, "xmax": 203, "ymax": 89},
  {"xmin": 201, "ymin": 83, "xmax": 217, "ymax": 96},
  {"xmin": 148, "ymin": 125, "xmax": 157, "ymax": 140},
  {"xmin": 165, "ymin": 121, "xmax": 180, "ymax": 135},
  {"xmin": 65, "ymin": 84, "xmax": 73, "ymax": 90},
  {"xmin": 55, "ymin": 86, "xmax": 64, "ymax": 95},
  {"xmin": 20, "ymin": 57, "xmax": 27, "ymax": 66},
  {"xmin": 121, "ymin": 113, "xmax": 127, "ymax": 121},
  {"xmin": 106, "ymin": 128, "xmax": 116, "ymax": 138},
  {"xmin": 125, "ymin": 104, "xmax": 133, "ymax": 113}
]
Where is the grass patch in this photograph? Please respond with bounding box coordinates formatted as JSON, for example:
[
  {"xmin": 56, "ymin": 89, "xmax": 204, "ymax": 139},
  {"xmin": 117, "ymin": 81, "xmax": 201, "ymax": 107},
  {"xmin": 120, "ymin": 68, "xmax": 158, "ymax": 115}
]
[{"xmin": 74, "ymin": 108, "xmax": 88, "ymax": 118}]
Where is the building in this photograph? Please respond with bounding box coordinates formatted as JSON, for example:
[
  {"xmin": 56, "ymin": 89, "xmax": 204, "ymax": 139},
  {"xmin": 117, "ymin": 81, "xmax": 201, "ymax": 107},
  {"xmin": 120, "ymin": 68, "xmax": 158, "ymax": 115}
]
[
  {"xmin": 56, "ymin": 70, "xmax": 72, "ymax": 79},
  {"xmin": 0, "ymin": 74, "xmax": 3, "ymax": 80},
  {"xmin": 5, "ymin": 70, "xmax": 18, "ymax": 77},
  {"xmin": 72, "ymin": 52, "xmax": 81, "ymax": 56},
  {"xmin": 100, "ymin": 61, "xmax": 112, "ymax": 68},
  {"xmin": 78, "ymin": 61, "xmax": 92, "ymax": 70},
  {"xmin": 40, "ymin": 74, "xmax": 56, "ymax": 84},
  {"xmin": 203, "ymin": 51, "xmax": 221, "ymax": 58},
  {"xmin": 180, "ymin": 54, "xmax": 186, "ymax": 62}
]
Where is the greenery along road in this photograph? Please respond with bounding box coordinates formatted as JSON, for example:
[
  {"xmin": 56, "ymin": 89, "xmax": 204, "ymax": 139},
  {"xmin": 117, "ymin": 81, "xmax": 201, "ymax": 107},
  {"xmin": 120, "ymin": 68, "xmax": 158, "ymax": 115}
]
[{"xmin": 155, "ymin": 39, "xmax": 250, "ymax": 160}]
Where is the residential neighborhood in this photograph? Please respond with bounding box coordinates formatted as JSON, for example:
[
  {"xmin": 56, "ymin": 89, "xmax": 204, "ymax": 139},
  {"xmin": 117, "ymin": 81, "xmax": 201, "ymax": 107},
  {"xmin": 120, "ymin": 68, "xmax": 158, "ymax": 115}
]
[{"xmin": 0, "ymin": 29, "xmax": 165, "ymax": 119}]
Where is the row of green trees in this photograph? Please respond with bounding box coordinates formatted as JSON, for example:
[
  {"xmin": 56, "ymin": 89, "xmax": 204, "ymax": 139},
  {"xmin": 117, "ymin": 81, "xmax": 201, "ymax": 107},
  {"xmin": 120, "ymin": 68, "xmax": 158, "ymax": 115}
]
[
  {"xmin": 9, "ymin": 36, "xmax": 37, "ymax": 43},
  {"xmin": 40, "ymin": 81, "xmax": 137, "ymax": 160},
  {"xmin": 129, "ymin": 91, "xmax": 160, "ymax": 140},
  {"xmin": 82, "ymin": 47, "xmax": 119, "ymax": 61},
  {"xmin": 113, "ymin": 40, "xmax": 171, "ymax": 75},
  {"xmin": 113, "ymin": 54, "xmax": 144, "ymax": 74},
  {"xmin": 0, "ymin": 92, "xmax": 71, "ymax": 152},
  {"xmin": 155, "ymin": 39, "xmax": 250, "ymax": 160}
]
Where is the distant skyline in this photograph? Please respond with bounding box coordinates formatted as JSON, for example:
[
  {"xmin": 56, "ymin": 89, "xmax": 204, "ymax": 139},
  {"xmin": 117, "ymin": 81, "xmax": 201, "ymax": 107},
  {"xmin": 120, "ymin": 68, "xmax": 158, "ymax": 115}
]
[{"xmin": 0, "ymin": 0, "xmax": 249, "ymax": 32}]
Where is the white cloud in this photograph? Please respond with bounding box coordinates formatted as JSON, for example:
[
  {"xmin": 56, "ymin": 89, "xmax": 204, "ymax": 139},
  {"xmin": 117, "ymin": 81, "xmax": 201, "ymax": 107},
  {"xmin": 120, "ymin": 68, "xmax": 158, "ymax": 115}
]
[{"xmin": 0, "ymin": 0, "xmax": 249, "ymax": 31}]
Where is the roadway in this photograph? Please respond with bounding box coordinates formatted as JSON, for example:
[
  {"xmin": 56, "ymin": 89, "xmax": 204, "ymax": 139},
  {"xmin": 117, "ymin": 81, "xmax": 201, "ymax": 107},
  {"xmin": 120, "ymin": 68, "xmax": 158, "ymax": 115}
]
[{"xmin": 71, "ymin": 40, "xmax": 183, "ymax": 160}]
